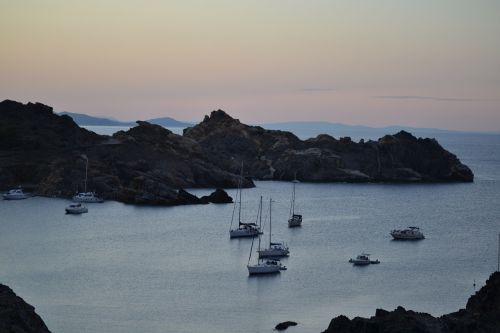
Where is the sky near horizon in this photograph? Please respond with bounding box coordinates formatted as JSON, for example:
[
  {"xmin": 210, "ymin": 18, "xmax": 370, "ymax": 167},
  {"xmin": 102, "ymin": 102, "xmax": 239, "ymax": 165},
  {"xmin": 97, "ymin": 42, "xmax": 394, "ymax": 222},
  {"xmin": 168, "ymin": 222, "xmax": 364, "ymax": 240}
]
[{"xmin": 1, "ymin": 1, "xmax": 499, "ymax": 131}]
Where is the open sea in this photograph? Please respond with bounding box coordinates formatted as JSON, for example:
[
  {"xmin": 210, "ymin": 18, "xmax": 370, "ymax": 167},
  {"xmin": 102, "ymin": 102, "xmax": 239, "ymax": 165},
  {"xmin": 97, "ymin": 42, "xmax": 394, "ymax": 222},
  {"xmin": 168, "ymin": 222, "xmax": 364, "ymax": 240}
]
[{"xmin": 1, "ymin": 126, "xmax": 499, "ymax": 333}]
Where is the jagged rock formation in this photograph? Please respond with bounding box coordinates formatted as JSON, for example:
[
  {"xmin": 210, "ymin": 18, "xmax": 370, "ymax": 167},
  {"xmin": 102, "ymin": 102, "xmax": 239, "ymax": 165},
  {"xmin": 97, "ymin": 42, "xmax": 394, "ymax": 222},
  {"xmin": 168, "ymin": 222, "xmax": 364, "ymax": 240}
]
[
  {"xmin": 323, "ymin": 271, "xmax": 500, "ymax": 333},
  {"xmin": 0, "ymin": 100, "xmax": 243, "ymax": 205},
  {"xmin": 0, "ymin": 101, "xmax": 473, "ymax": 205},
  {"xmin": 0, "ymin": 284, "xmax": 51, "ymax": 333},
  {"xmin": 184, "ymin": 110, "xmax": 473, "ymax": 182}
]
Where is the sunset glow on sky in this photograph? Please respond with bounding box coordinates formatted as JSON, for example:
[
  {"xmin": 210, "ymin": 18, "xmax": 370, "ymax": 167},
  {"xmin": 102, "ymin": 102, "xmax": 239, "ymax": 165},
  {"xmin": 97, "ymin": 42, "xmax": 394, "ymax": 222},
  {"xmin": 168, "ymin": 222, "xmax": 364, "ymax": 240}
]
[{"xmin": 1, "ymin": 1, "xmax": 499, "ymax": 131}]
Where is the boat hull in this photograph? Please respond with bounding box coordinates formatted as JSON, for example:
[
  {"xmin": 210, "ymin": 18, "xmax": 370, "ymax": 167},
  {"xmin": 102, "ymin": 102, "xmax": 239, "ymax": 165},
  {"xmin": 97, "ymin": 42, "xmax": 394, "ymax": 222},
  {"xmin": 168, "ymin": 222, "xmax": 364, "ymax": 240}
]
[
  {"xmin": 72, "ymin": 193, "xmax": 104, "ymax": 203},
  {"xmin": 258, "ymin": 248, "xmax": 289, "ymax": 258},
  {"xmin": 65, "ymin": 207, "xmax": 88, "ymax": 214},
  {"xmin": 3, "ymin": 194, "xmax": 29, "ymax": 200},
  {"xmin": 247, "ymin": 264, "xmax": 282, "ymax": 275},
  {"xmin": 288, "ymin": 215, "xmax": 302, "ymax": 228},
  {"xmin": 229, "ymin": 228, "xmax": 262, "ymax": 238}
]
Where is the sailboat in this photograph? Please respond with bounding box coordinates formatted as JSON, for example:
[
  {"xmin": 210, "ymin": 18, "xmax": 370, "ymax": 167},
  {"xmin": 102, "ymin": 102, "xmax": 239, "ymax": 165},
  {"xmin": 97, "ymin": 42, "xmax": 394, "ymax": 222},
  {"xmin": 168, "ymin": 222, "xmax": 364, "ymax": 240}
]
[
  {"xmin": 72, "ymin": 155, "xmax": 104, "ymax": 203},
  {"xmin": 247, "ymin": 197, "xmax": 287, "ymax": 275},
  {"xmin": 258, "ymin": 198, "xmax": 289, "ymax": 258},
  {"xmin": 288, "ymin": 178, "xmax": 302, "ymax": 227},
  {"xmin": 229, "ymin": 165, "xmax": 262, "ymax": 238}
]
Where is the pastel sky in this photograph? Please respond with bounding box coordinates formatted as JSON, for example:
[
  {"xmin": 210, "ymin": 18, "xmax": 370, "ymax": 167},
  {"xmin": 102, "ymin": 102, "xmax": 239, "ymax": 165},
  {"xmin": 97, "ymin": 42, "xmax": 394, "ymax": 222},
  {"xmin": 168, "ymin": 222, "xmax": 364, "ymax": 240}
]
[{"xmin": 1, "ymin": 1, "xmax": 499, "ymax": 131}]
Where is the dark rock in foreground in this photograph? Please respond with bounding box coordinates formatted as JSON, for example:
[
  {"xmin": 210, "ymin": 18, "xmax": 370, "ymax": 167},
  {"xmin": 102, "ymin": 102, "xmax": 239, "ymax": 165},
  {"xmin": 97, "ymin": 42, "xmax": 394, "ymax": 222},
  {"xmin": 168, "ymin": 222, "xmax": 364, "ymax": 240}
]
[
  {"xmin": 275, "ymin": 321, "xmax": 298, "ymax": 330},
  {"xmin": 0, "ymin": 284, "xmax": 51, "ymax": 333},
  {"xmin": 323, "ymin": 271, "xmax": 500, "ymax": 333}
]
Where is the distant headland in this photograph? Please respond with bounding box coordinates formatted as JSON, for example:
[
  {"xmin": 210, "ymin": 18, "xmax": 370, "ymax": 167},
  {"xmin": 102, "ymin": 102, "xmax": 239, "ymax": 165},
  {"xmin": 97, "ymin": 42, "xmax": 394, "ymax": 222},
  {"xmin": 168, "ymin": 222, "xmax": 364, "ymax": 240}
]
[{"xmin": 0, "ymin": 100, "xmax": 473, "ymax": 205}]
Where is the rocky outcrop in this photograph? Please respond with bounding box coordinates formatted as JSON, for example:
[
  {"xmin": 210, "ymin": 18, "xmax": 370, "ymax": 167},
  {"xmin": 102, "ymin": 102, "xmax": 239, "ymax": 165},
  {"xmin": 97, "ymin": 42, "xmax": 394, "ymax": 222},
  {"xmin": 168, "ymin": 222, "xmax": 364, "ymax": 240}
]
[
  {"xmin": 0, "ymin": 284, "xmax": 51, "ymax": 333},
  {"xmin": 0, "ymin": 100, "xmax": 244, "ymax": 205},
  {"xmin": 0, "ymin": 101, "xmax": 473, "ymax": 205},
  {"xmin": 323, "ymin": 271, "xmax": 500, "ymax": 333},
  {"xmin": 184, "ymin": 110, "xmax": 473, "ymax": 182},
  {"xmin": 200, "ymin": 188, "xmax": 233, "ymax": 204},
  {"xmin": 275, "ymin": 321, "xmax": 298, "ymax": 330}
]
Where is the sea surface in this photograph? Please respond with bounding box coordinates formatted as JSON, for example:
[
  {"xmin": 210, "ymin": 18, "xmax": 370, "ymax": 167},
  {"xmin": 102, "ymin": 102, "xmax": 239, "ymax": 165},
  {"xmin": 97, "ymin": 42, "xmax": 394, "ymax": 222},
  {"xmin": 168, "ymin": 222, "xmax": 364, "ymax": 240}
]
[{"xmin": 1, "ymin": 126, "xmax": 500, "ymax": 333}]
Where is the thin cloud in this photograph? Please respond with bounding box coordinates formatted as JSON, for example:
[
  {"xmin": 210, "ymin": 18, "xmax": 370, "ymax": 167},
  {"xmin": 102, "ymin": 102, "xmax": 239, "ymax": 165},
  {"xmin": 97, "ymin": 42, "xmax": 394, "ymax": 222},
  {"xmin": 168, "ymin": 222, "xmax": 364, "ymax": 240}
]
[
  {"xmin": 301, "ymin": 88, "xmax": 336, "ymax": 92},
  {"xmin": 375, "ymin": 95, "xmax": 486, "ymax": 102}
]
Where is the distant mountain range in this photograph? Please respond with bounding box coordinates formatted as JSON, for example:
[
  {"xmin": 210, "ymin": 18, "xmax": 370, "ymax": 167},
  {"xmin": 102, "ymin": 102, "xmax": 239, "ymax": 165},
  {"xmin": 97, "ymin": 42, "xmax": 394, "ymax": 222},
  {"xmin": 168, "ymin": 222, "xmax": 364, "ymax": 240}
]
[
  {"xmin": 61, "ymin": 111, "xmax": 486, "ymax": 140},
  {"xmin": 60, "ymin": 112, "xmax": 193, "ymax": 127}
]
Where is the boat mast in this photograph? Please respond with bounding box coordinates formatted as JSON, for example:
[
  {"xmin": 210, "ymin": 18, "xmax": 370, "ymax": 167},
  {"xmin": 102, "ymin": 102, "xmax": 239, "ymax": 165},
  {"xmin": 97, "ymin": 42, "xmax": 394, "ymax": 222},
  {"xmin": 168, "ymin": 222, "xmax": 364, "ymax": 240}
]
[
  {"xmin": 269, "ymin": 198, "xmax": 272, "ymax": 247},
  {"xmin": 238, "ymin": 163, "xmax": 243, "ymax": 226},
  {"xmin": 497, "ymin": 232, "xmax": 500, "ymax": 272}
]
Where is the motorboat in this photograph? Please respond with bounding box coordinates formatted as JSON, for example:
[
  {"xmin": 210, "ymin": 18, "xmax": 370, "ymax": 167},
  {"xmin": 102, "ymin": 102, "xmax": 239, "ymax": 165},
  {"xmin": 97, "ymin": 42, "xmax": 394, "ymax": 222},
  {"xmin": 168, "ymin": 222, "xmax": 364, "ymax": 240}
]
[
  {"xmin": 72, "ymin": 192, "xmax": 104, "ymax": 203},
  {"xmin": 258, "ymin": 198, "xmax": 289, "ymax": 258},
  {"xmin": 3, "ymin": 188, "xmax": 29, "ymax": 200},
  {"xmin": 288, "ymin": 179, "xmax": 302, "ymax": 227},
  {"xmin": 65, "ymin": 203, "xmax": 88, "ymax": 214},
  {"xmin": 248, "ymin": 259, "xmax": 287, "ymax": 275},
  {"xmin": 229, "ymin": 164, "xmax": 262, "ymax": 238},
  {"xmin": 349, "ymin": 253, "xmax": 380, "ymax": 265},
  {"xmin": 390, "ymin": 226, "xmax": 425, "ymax": 240}
]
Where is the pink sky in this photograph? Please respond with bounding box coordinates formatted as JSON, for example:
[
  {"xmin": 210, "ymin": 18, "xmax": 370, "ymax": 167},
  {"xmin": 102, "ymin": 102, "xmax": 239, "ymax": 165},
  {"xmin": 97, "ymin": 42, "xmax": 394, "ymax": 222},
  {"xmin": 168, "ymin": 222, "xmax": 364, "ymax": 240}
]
[{"xmin": 1, "ymin": 1, "xmax": 499, "ymax": 131}]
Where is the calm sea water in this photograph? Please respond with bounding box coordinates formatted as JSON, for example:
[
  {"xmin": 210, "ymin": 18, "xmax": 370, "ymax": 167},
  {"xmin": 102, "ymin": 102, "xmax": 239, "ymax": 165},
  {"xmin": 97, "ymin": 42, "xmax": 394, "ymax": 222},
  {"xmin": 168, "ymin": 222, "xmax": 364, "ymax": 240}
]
[{"xmin": 1, "ymin": 127, "xmax": 499, "ymax": 333}]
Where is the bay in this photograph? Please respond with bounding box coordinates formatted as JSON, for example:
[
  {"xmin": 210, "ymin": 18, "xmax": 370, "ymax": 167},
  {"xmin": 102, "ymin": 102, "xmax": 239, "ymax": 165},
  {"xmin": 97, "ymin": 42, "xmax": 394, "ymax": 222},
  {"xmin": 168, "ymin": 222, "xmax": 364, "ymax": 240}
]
[{"xmin": 1, "ymin": 128, "xmax": 499, "ymax": 333}]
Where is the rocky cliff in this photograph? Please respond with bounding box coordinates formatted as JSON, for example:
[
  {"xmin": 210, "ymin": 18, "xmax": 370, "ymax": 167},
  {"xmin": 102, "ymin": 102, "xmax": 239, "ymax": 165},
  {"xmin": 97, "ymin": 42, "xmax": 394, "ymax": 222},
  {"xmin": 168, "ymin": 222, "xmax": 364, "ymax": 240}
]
[
  {"xmin": 0, "ymin": 101, "xmax": 473, "ymax": 205},
  {"xmin": 0, "ymin": 284, "xmax": 51, "ymax": 333},
  {"xmin": 323, "ymin": 271, "xmax": 500, "ymax": 333},
  {"xmin": 0, "ymin": 100, "xmax": 243, "ymax": 205},
  {"xmin": 184, "ymin": 110, "xmax": 473, "ymax": 182}
]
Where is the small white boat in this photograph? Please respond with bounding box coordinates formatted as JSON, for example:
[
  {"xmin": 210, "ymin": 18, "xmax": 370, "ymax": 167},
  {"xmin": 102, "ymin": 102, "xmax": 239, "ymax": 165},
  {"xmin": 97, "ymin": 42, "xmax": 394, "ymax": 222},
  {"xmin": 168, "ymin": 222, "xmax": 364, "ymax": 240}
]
[
  {"xmin": 248, "ymin": 259, "xmax": 287, "ymax": 275},
  {"xmin": 390, "ymin": 226, "xmax": 424, "ymax": 240},
  {"xmin": 65, "ymin": 203, "xmax": 88, "ymax": 214},
  {"xmin": 288, "ymin": 179, "xmax": 302, "ymax": 228},
  {"xmin": 349, "ymin": 253, "xmax": 380, "ymax": 265},
  {"xmin": 72, "ymin": 192, "xmax": 104, "ymax": 203},
  {"xmin": 3, "ymin": 188, "xmax": 29, "ymax": 200},
  {"xmin": 258, "ymin": 198, "xmax": 289, "ymax": 258}
]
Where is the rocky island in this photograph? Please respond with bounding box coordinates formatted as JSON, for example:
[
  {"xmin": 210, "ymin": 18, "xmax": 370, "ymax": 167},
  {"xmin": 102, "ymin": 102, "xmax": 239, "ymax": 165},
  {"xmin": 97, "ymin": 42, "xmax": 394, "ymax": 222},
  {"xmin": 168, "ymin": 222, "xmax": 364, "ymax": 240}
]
[
  {"xmin": 322, "ymin": 271, "xmax": 500, "ymax": 333},
  {"xmin": 0, "ymin": 100, "xmax": 473, "ymax": 205}
]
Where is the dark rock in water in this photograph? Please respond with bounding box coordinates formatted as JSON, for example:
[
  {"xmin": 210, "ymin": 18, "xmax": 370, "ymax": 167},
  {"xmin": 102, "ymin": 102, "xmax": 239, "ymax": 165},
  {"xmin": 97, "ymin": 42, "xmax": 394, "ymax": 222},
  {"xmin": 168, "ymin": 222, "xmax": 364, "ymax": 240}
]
[
  {"xmin": 200, "ymin": 188, "xmax": 233, "ymax": 204},
  {"xmin": 0, "ymin": 284, "xmax": 51, "ymax": 333},
  {"xmin": 322, "ymin": 271, "xmax": 500, "ymax": 333},
  {"xmin": 184, "ymin": 110, "xmax": 474, "ymax": 183},
  {"xmin": 275, "ymin": 321, "xmax": 298, "ymax": 330}
]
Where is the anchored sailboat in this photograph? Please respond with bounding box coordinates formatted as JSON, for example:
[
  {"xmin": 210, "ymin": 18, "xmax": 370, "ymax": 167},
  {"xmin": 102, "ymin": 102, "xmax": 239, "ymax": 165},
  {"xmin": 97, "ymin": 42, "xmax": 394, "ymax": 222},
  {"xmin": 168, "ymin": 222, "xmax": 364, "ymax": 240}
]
[
  {"xmin": 229, "ymin": 164, "xmax": 262, "ymax": 238},
  {"xmin": 258, "ymin": 198, "xmax": 289, "ymax": 258},
  {"xmin": 72, "ymin": 155, "xmax": 103, "ymax": 203},
  {"xmin": 247, "ymin": 197, "xmax": 286, "ymax": 275},
  {"xmin": 288, "ymin": 178, "xmax": 302, "ymax": 227}
]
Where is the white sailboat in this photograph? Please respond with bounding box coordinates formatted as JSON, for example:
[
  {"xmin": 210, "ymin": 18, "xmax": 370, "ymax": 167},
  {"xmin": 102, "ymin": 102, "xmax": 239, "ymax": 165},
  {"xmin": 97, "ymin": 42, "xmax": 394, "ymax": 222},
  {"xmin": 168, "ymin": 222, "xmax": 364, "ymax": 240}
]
[
  {"xmin": 229, "ymin": 165, "xmax": 262, "ymax": 238},
  {"xmin": 288, "ymin": 179, "xmax": 302, "ymax": 227},
  {"xmin": 258, "ymin": 198, "xmax": 289, "ymax": 258},
  {"xmin": 72, "ymin": 155, "xmax": 104, "ymax": 203},
  {"xmin": 247, "ymin": 197, "xmax": 286, "ymax": 275}
]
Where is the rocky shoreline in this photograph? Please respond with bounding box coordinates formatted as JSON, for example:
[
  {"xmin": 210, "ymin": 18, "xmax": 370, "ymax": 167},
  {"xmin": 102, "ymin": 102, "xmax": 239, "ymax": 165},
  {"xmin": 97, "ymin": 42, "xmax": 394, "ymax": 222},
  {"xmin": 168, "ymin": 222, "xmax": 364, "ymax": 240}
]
[
  {"xmin": 0, "ymin": 284, "xmax": 51, "ymax": 333},
  {"xmin": 0, "ymin": 100, "xmax": 473, "ymax": 206},
  {"xmin": 323, "ymin": 271, "xmax": 500, "ymax": 333}
]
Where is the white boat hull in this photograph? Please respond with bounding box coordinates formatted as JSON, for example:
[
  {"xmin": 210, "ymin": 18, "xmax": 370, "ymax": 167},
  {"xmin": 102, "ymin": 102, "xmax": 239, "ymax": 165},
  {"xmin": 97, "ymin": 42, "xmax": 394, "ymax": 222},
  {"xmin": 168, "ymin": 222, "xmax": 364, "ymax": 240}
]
[
  {"xmin": 72, "ymin": 193, "xmax": 104, "ymax": 203},
  {"xmin": 247, "ymin": 261, "xmax": 286, "ymax": 275},
  {"xmin": 3, "ymin": 194, "xmax": 29, "ymax": 200},
  {"xmin": 390, "ymin": 228, "xmax": 424, "ymax": 240}
]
